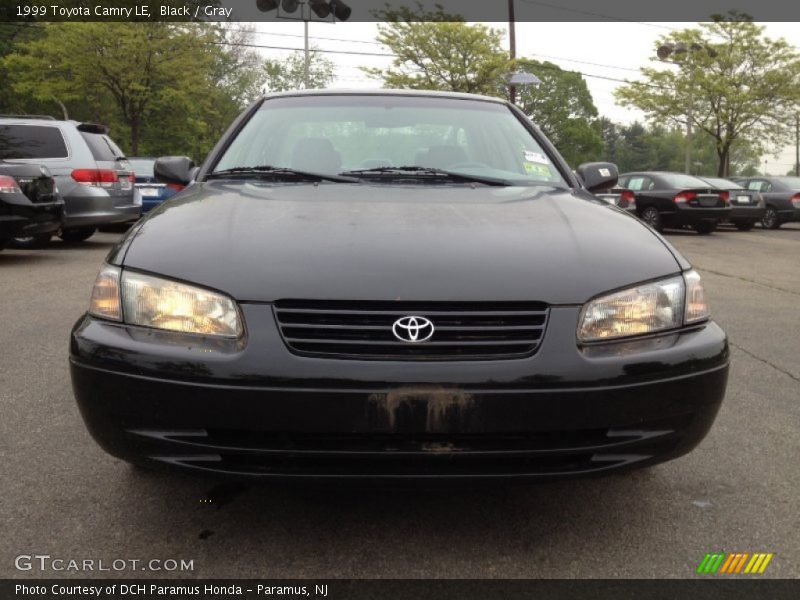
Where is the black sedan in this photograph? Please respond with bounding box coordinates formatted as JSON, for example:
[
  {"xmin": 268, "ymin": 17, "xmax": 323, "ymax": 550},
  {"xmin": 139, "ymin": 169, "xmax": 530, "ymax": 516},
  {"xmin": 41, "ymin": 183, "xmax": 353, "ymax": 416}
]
[
  {"xmin": 69, "ymin": 90, "xmax": 728, "ymax": 480},
  {"xmin": 734, "ymin": 176, "xmax": 800, "ymax": 229},
  {"xmin": 696, "ymin": 176, "xmax": 765, "ymax": 231},
  {"xmin": 0, "ymin": 161, "xmax": 64, "ymax": 250},
  {"xmin": 618, "ymin": 171, "xmax": 732, "ymax": 234}
]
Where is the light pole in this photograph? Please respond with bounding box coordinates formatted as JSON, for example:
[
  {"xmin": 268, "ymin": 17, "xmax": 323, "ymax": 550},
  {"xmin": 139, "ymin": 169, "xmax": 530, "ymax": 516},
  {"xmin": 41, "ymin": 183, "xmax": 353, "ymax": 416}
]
[
  {"xmin": 508, "ymin": 0, "xmax": 517, "ymax": 104},
  {"xmin": 656, "ymin": 42, "xmax": 717, "ymax": 175},
  {"xmin": 256, "ymin": 0, "xmax": 351, "ymax": 89},
  {"xmin": 795, "ymin": 113, "xmax": 799, "ymax": 177}
]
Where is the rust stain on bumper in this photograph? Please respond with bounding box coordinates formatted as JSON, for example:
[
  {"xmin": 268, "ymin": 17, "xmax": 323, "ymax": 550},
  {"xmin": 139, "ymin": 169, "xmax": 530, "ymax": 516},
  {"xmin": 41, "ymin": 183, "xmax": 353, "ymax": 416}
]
[{"xmin": 367, "ymin": 386, "xmax": 476, "ymax": 432}]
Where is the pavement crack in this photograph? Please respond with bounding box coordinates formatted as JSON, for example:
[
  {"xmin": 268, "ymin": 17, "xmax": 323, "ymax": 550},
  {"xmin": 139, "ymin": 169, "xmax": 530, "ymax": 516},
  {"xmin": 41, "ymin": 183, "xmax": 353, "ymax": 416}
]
[
  {"xmin": 693, "ymin": 265, "xmax": 800, "ymax": 297},
  {"xmin": 730, "ymin": 341, "xmax": 800, "ymax": 384}
]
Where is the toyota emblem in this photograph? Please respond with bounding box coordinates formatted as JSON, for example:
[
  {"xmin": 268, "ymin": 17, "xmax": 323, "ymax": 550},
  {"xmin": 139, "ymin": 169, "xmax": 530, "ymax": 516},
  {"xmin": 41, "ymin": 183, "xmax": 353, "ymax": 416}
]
[{"xmin": 392, "ymin": 316, "xmax": 434, "ymax": 343}]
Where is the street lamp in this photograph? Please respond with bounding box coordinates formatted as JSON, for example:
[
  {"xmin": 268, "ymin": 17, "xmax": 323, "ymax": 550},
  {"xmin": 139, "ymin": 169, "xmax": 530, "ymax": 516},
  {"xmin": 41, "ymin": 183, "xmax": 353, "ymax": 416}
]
[
  {"xmin": 656, "ymin": 42, "xmax": 717, "ymax": 175},
  {"xmin": 256, "ymin": 0, "xmax": 351, "ymax": 89}
]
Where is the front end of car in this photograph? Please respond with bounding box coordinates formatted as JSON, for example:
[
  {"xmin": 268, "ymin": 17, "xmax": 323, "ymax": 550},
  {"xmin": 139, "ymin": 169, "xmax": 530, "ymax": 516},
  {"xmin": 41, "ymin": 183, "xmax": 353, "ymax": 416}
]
[{"xmin": 70, "ymin": 262, "xmax": 728, "ymax": 480}]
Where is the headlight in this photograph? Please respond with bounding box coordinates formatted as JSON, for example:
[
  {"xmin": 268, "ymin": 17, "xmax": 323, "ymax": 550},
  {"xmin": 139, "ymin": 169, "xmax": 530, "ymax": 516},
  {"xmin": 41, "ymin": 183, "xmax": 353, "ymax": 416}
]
[
  {"xmin": 88, "ymin": 265, "xmax": 242, "ymax": 338},
  {"xmin": 579, "ymin": 269, "xmax": 709, "ymax": 343}
]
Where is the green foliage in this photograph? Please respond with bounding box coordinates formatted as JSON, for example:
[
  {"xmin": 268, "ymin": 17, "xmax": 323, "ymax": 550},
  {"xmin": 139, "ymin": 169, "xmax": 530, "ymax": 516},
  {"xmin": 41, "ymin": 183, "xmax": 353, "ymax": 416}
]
[
  {"xmin": 363, "ymin": 6, "xmax": 511, "ymax": 95},
  {"xmin": 515, "ymin": 59, "xmax": 602, "ymax": 167},
  {"xmin": 599, "ymin": 119, "xmax": 760, "ymax": 176},
  {"xmin": 2, "ymin": 23, "xmax": 263, "ymax": 160},
  {"xmin": 616, "ymin": 17, "xmax": 800, "ymax": 176},
  {"xmin": 263, "ymin": 49, "xmax": 335, "ymax": 92}
]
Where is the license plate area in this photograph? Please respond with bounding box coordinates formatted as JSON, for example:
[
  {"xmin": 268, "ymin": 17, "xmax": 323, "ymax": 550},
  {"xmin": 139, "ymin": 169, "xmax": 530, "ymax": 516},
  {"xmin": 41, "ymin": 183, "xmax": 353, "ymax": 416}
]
[{"xmin": 139, "ymin": 187, "xmax": 160, "ymax": 197}]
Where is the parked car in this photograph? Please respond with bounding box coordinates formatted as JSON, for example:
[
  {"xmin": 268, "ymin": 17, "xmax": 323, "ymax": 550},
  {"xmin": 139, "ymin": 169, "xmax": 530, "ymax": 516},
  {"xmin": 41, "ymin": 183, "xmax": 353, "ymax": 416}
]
[
  {"xmin": 128, "ymin": 157, "xmax": 182, "ymax": 213},
  {"xmin": 695, "ymin": 176, "xmax": 765, "ymax": 231},
  {"xmin": 618, "ymin": 171, "xmax": 732, "ymax": 234},
  {"xmin": 0, "ymin": 116, "xmax": 141, "ymax": 246},
  {"xmin": 0, "ymin": 161, "xmax": 64, "ymax": 251},
  {"xmin": 733, "ymin": 176, "xmax": 800, "ymax": 229},
  {"xmin": 593, "ymin": 187, "xmax": 637, "ymax": 215},
  {"xmin": 70, "ymin": 90, "xmax": 728, "ymax": 480}
]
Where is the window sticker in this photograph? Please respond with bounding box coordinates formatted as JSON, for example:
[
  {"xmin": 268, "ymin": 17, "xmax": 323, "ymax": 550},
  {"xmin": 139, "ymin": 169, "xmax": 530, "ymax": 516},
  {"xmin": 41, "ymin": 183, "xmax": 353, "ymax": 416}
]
[{"xmin": 523, "ymin": 150, "xmax": 550, "ymax": 165}]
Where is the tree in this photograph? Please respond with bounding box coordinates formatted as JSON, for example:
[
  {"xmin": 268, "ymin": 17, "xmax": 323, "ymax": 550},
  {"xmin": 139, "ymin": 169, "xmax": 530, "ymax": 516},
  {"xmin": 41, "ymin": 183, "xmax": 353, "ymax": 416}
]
[
  {"xmin": 616, "ymin": 16, "xmax": 800, "ymax": 176},
  {"xmin": 514, "ymin": 59, "xmax": 602, "ymax": 166},
  {"xmin": 262, "ymin": 49, "xmax": 335, "ymax": 92},
  {"xmin": 599, "ymin": 119, "xmax": 760, "ymax": 176},
  {"xmin": 363, "ymin": 6, "xmax": 510, "ymax": 95},
  {"xmin": 4, "ymin": 23, "xmax": 262, "ymax": 158}
]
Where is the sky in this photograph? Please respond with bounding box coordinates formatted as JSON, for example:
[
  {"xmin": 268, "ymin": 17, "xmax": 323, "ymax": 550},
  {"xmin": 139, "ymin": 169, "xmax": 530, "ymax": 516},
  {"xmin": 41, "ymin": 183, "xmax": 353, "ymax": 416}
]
[{"xmin": 241, "ymin": 20, "xmax": 799, "ymax": 174}]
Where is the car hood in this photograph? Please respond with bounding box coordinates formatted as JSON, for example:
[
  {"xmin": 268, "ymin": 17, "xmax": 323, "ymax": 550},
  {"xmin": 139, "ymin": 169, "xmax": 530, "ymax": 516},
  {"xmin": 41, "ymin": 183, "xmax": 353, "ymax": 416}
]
[{"xmin": 120, "ymin": 182, "xmax": 682, "ymax": 304}]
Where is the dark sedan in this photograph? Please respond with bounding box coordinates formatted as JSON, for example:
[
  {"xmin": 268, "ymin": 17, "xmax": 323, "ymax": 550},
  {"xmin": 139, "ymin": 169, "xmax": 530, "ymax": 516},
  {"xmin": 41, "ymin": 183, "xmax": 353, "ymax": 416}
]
[
  {"xmin": 735, "ymin": 176, "xmax": 800, "ymax": 229},
  {"xmin": 0, "ymin": 161, "xmax": 64, "ymax": 250},
  {"xmin": 593, "ymin": 187, "xmax": 637, "ymax": 216},
  {"xmin": 69, "ymin": 90, "xmax": 728, "ymax": 480},
  {"xmin": 128, "ymin": 157, "xmax": 182, "ymax": 213},
  {"xmin": 696, "ymin": 176, "xmax": 765, "ymax": 231},
  {"xmin": 618, "ymin": 171, "xmax": 732, "ymax": 234}
]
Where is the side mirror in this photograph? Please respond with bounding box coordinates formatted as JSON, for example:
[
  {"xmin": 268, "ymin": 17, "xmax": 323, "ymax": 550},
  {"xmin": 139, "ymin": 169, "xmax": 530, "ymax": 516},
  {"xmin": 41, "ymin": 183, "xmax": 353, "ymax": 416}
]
[
  {"xmin": 576, "ymin": 162, "xmax": 619, "ymax": 194},
  {"xmin": 154, "ymin": 156, "xmax": 195, "ymax": 186}
]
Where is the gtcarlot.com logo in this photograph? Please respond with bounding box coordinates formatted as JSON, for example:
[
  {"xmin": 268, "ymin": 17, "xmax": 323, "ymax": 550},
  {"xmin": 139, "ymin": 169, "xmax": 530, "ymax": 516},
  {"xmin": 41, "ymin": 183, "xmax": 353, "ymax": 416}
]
[
  {"xmin": 697, "ymin": 552, "xmax": 774, "ymax": 574},
  {"xmin": 14, "ymin": 554, "xmax": 194, "ymax": 572}
]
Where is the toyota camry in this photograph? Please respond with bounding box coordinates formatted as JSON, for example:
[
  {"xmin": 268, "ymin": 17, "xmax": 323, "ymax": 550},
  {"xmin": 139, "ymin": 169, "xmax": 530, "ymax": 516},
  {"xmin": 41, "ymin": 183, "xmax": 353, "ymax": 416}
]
[{"xmin": 69, "ymin": 90, "xmax": 729, "ymax": 479}]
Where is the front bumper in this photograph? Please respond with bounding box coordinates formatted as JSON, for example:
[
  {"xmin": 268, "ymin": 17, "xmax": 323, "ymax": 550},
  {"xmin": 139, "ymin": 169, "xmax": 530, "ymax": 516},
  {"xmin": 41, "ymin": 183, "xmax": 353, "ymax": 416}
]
[{"xmin": 70, "ymin": 305, "xmax": 729, "ymax": 480}]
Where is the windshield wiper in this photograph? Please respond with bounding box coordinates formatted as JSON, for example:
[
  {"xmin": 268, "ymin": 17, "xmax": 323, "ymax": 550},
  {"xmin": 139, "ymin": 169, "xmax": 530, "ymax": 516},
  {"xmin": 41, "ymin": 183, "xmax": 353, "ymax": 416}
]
[
  {"xmin": 340, "ymin": 166, "xmax": 512, "ymax": 187},
  {"xmin": 207, "ymin": 166, "xmax": 359, "ymax": 184}
]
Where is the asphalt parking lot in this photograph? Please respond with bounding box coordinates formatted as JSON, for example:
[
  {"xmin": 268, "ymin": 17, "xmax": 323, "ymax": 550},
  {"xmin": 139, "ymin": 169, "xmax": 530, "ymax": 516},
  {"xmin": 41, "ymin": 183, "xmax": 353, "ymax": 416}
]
[{"xmin": 1, "ymin": 224, "xmax": 798, "ymax": 579}]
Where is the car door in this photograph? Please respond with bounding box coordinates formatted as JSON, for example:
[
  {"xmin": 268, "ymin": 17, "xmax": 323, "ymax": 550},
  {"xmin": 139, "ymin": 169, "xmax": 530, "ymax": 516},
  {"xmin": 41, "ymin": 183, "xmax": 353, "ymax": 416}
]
[
  {"xmin": 627, "ymin": 175, "xmax": 664, "ymax": 213},
  {"xmin": 748, "ymin": 179, "xmax": 789, "ymax": 211}
]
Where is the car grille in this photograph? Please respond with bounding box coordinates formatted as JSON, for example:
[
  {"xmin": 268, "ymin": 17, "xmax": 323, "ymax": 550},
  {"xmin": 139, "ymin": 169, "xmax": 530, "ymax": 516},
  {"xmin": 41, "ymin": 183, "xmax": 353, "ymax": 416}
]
[{"xmin": 273, "ymin": 300, "xmax": 550, "ymax": 360}]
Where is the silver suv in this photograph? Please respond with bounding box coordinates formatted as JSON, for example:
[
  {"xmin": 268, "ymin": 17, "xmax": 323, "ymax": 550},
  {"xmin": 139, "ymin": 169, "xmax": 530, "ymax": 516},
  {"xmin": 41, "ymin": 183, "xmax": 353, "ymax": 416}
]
[{"xmin": 0, "ymin": 117, "xmax": 141, "ymax": 245}]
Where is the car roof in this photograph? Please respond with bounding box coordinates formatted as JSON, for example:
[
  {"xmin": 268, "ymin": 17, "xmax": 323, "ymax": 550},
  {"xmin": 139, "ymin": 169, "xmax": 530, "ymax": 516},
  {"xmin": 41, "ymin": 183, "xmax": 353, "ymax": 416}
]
[
  {"xmin": 260, "ymin": 88, "xmax": 508, "ymax": 104},
  {"xmin": 0, "ymin": 117, "xmax": 70, "ymax": 126}
]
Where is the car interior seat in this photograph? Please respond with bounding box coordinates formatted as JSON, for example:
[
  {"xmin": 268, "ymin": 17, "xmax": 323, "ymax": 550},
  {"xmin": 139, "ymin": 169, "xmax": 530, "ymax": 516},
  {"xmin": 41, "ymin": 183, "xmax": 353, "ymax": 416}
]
[{"xmin": 291, "ymin": 138, "xmax": 342, "ymax": 173}]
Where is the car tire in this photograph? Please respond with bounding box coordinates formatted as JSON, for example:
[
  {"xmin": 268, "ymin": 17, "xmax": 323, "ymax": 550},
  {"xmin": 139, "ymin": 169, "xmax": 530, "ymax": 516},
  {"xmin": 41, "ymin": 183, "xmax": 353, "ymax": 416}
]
[
  {"xmin": 761, "ymin": 206, "xmax": 781, "ymax": 229},
  {"xmin": 734, "ymin": 220, "xmax": 755, "ymax": 231},
  {"xmin": 59, "ymin": 227, "xmax": 97, "ymax": 243},
  {"xmin": 10, "ymin": 233, "xmax": 52, "ymax": 249},
  {"xmin": 694, "ymin": 221, "xmax": 717, "ymax": 235},
  {"xmin": 0, "ymin": 238, "xmax": 8, "ymax": 251},
  {"xmin": 640, "ymin": 206, "xmax": 662, "ymax": 232}
]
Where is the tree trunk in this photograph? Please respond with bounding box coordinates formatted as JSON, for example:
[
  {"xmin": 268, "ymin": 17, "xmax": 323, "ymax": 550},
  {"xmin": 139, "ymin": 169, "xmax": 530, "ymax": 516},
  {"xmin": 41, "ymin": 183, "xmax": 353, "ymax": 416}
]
[
  {"xmin": 130, "ymin": 118, "xmax": 140, "ymax": 156},
  {"xmin": 716, "ymin": 143, "xmax": 730, "ymax": 177}
]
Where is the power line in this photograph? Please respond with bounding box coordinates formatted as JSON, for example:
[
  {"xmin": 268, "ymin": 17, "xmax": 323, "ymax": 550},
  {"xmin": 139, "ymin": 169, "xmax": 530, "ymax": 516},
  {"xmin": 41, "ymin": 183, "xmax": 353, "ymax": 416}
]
[
  {"xmin": 223, "ymin": 25, "xmax": 387, "ymax": 47},
  {"xmin": 207, "ymin": 39, "xmax": 396, "ymax": 58},
  {"xmin": 209, "ymin": 39, "xmax": 650, "ymax": 85},
  {"xmin": 517, "ymin": 0, "xmax": 678, "ymax": 30}
]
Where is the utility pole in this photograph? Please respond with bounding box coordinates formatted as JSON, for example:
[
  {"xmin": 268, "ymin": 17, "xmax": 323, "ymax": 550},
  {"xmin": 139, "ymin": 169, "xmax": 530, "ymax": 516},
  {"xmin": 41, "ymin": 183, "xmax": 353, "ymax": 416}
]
[
  {"xmin": 795, "ymin": 113, "xmax": 799, "ymax": 176},
  {"xmin": 685, "ymin": 64, "xmax": 695, "ymax": 175},
  {"xmin": 304, "ymin": 17, "xmax": 310, "ymax": 89},
  {"xmin": 656, "ymin": 42, "xmax": 716, "ymax": 175},
  {"xmin": 508, "ymin": 0, "xmax": 516, "ymax": 105}
]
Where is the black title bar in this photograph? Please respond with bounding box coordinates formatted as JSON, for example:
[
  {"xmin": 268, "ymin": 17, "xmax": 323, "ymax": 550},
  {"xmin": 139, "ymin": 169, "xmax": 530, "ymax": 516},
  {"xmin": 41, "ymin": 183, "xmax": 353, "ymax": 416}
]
[{"xmin": 2, "ymin": 0, "xmax": 800, "ymax": 22}]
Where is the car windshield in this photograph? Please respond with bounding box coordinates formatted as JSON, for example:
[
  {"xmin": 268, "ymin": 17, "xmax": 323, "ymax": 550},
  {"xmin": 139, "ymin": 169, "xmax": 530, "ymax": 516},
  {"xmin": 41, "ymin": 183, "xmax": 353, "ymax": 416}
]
[
  {"xmin": 129, "ymin": 159, "xmax": 155, "ymax": 177},
  {"xmin": 212, "ymin": 95, "xmax": 567, "ymax": 187},
  {"xmin": 702, "ymin": 177, "xmax": 745, "ymax": 190},
  {"xmin": 659, "ymin": 173, "xmax": 717, "ymax": 188}
]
